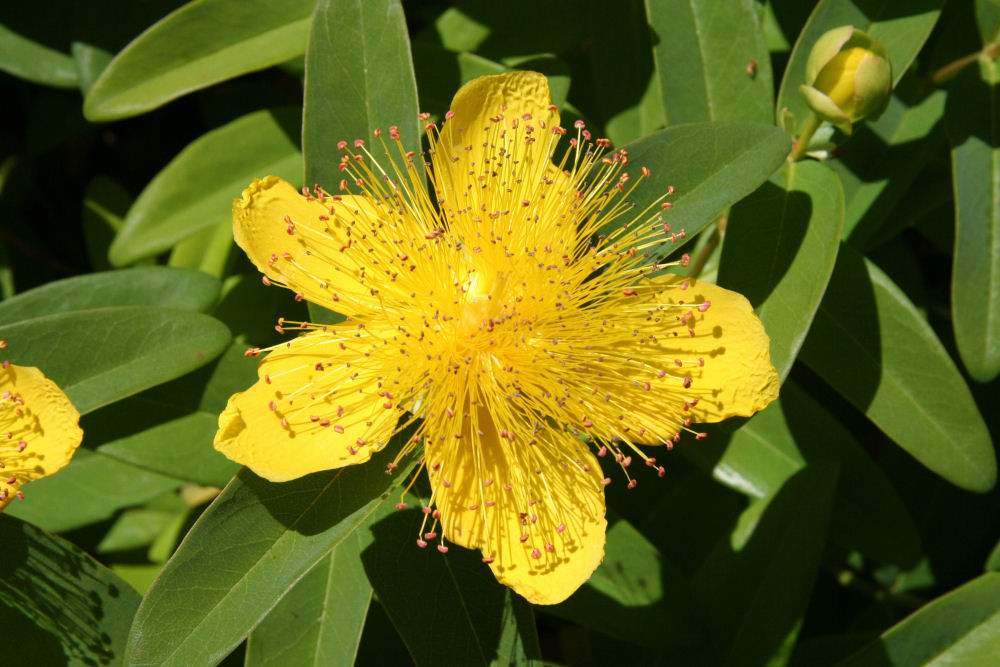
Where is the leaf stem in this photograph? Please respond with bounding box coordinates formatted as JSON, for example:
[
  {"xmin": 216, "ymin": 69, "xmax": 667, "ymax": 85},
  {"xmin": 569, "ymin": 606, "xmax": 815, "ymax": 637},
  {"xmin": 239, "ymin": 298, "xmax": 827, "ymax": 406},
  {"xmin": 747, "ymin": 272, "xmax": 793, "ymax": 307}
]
[
  {"xmin": 688, "ymin": 212, "xmax": 726, "ymax": 279},
  {"xmin": 789, "ymin": 112, "xmax": 822, "ymax": 162},
  {"xmin": 928, "ymin": 42, "xmax": 1000, "ymax": 86}
]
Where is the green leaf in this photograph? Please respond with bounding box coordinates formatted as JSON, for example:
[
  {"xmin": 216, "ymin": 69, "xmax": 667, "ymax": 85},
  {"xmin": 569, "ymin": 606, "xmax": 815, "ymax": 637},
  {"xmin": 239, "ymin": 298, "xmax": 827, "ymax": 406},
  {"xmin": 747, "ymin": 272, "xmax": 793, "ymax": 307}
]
[
  {"xmin": 0, "ymin": 22, "xmax": 78, "ymax": 88},
  {"xmin": 303, "ymin": 0, "xmax": 420, "ymax": 189},
  {"xmin": 110, "ymin": 108, "xmax": 302, "ymax": 266},
  {"xmin": 0, "ymin": 267, "xmax": 221, "ymax": 323},
  {"xmin": 246, "ymin": 530, "xmax": 374, "ymax": 667},
  {"xmin": 364, "ymin": 508, "xmax": 541, "ymax": 666},
  {"xmin": 776, "ymin": 0, "xmax": 944, "ymax": 133},
  {"xmin": 97, "ymin": 493, "xmax": 190, "ymax": 554},
  {"xmin": 82, "ymin": 176, "xmax": 132, "ymax": 272},
  {"xmin": 976, "ymin": 0, "xmax": 1000, "ymax": 45},
  {"xmin": 617, "ymin": 122, "xmax": 790, "ymax": 248},
  {"xmin": 719, "ymin": 159, "xmax": 844, "ymax": 379},
  {"xmin": 124, "ymin": 446, "xmax": 413, "ymax": 667},
  {"xmin": 5, "ymin": 449, "xmax": 184, "ymax": 533},
  {"xmin": 986, "ymin": 537, "xmax": 1000, "ymax": 573},
  {"xmin": 548, "ymin": 514, "xmax": 704, "ymax": 649},
  {"xmin": 835, "ymin": 87, "xmax": 946, "ymax": 247},
  {"xmin": 85, "ymin": 343, "xmax": 255, "ymax": 487},
  {"xmin": 0, "ymin": 306, "xmax": 231, "ymax": 414},
  {"xmin": 947, "ymin": 63, "xmax": 1000, "ymax": 382},
  {"xmin": 0, "ymin": 515, "xmax": 141, "ymax": 665},
  {"xmin": 840, "ymin": 573, "xmax": 1000, "ymax": 665},
  {"xmin": 684, "ymin": 381, "xmax": 920, "ymax": 566},
  {"xmin": 690, "ymin": 465, "xmax": 837, "ymax": 665},
  {"xmin": 646, "ymin": 0, "xmax": 773, "ymax": 125},
  {"xmin": 799, "ymin": 244, "xmax": 996, "ymax": 492},
  {"xmin": 83, "ymin": 0, "xmax": 316, "ymax": 121}
]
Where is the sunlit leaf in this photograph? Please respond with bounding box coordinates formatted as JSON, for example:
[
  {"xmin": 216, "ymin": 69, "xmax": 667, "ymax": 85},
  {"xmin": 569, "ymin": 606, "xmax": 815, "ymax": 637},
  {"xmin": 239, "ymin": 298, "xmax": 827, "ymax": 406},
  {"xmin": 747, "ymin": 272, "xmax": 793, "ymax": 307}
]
[
  {"xmin": 83, "ymin": 0, "xmax": 316, "ymax": 120},
  {"xmin": 0, "ymin": 515, "xmax": 141, "ymax": 665},
  {"xmin": 246, "ymin": 530, "xmax": 374, "ymax": 667},
  {"xmin": 841, "ymin": 573, "xmax": 1000, "ymax": 665},
  {"xmin": 799, "ymin": 244, "xmax": 996, "ymax": 492},
  {"xmin": 720, "ymin": 159, "xmax": 843, "ymax": 379},
  {"xmin": 303, "ymin": 0, "xmax": 420, "ymax": 189},
  {"xmin": 109, "ymin": 108, "xmax": 301, "ymax": 266},
  {"xmin": 646, "ymin": 0, "xmax": 772, "ymax": 125},
  {"xmin": 4, "ymin": 448, "xmax": 184, "ymax": 534},
  {"xmin": 124, "ymin": 446, "xmax": 414, "ymax": 666},
  {"xmin": 616, "ymin": 122, "xmax": 790, "ymax": 248},
  {"xmin": 947, "ymin": 63, "xmax": 1000, "ymax": 382},
  {"xmin": 0, "ymin": 306, "xmax": 231, "ymax": 414},
  {"xmin": 0, "ymin": 23, "xmax": 78, "ymax": 88}
]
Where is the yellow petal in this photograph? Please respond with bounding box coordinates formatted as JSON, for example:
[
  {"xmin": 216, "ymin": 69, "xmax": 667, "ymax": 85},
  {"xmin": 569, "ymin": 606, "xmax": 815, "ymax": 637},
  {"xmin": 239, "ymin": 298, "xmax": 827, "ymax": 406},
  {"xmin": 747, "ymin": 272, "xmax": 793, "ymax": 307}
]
[
  {"xmin": 1, "ymin": 364, "xmax": 82, "ymax": 510},
  {"xmin": 233, "ymin": 176, "xmax": 389, "ymax": 316},
  {"xmin": 426, "ymin": 403, "xmax": 606, "ymax": 605},
  {"xmin": 214, "ymin": 330, "xmax": 400, "ymax": 482},
  {"xmin": 431, "ymin": 72, "xmax": 574, "ymax": 244},
  {"xmin": 614, "ymin": 274, "xmax": 780, "ymax": 429}
]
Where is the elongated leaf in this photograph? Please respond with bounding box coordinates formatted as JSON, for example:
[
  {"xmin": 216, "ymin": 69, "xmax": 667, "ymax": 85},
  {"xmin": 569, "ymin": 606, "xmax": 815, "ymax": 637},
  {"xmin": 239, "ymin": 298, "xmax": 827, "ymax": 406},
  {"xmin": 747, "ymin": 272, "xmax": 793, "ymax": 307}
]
[
  {"xmin": 364, "ymin": 508, "xmax": 540, "ymax": 666},
  {"xmin": 835, "ymin": 88, "xmax": 946, "ymax": 246},
  {"xmin": 0, "ymin": 515, "xmax": 141, "ymax": 665},
  {"xmin": 124, "ymin": 447, "xmax": 414, "ymax": 666},
  {"xmin": 303, "ymin": 0, "xmax": 420, "ymax": 189},
  {"xmin": 616, "ymin": 122, "xmax": 790, "ymax": 248},
  {"xmin": 689, "ymin": 465, "xmax": 837, "ymax": 665},
  {"xmin": 110, "ymin": 108, "xmax": 302, "ymax": 266},
  {"xmin": 684, "ymin": 381, "xmax": 919, "ymax": 566},
  {"xmin": 83, "ymin": 0, "xmax": 316, "ymax": 120},
  {"xmin": 776, "ymin": 0, "xmax": 944, "ymax": 132},
  {"xmin": 646, "ymin": 0, "xmax": 772, "ymax": 125},
  {"xmin": 84, "ymin": 343, "xmax": 258, "ymax": 487},
  {"xmin": 5, "ymin": 449, "xmax": 184, "ymax": 533},
  {"xmin": 0, "ymin": 306, "xmax": 231, "ymax": 414},
  {"xmin": 719, "ymin": 159, "xmax": 843, "ymax": 379},
  {"xmin": 841, "ymin": 573, "xmax": 1000, "ymax": 665},
  {"xmin": 947, "ymin": 64, "xmax": 1000, "ymax": 382},
  {"xmin": 0, "ymin": 267, "xmax": 220, "ymax": 322},
  {"xmin": 799, "ymin": 244, "xmax": 996, "ymax": 492},
  {"xmin": 246, "ymin": 529, "xmax": 374, "ymax": 667},
  {"xmin": 549, "ymin": 514, "xmax": 703, "ymax": 648},
  {"xmin": 0, "ymin": 23, "xmax": 78, "ymax": 88}
]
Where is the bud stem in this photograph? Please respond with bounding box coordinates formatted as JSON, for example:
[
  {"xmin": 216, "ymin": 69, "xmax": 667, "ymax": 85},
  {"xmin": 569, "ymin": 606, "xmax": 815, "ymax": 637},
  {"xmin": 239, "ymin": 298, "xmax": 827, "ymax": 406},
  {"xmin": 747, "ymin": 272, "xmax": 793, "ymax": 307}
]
[{"xmin": 789, "ymin": 112, "xmax": 822, "ymax": 162}]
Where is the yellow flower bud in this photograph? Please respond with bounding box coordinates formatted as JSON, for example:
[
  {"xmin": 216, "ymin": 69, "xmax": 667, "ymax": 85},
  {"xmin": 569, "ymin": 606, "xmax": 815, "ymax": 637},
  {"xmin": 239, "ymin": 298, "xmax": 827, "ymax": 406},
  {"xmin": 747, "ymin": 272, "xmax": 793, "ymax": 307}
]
[{"xmin": 798, "ymin": 26, "xmax": 892, "ymax": 135}]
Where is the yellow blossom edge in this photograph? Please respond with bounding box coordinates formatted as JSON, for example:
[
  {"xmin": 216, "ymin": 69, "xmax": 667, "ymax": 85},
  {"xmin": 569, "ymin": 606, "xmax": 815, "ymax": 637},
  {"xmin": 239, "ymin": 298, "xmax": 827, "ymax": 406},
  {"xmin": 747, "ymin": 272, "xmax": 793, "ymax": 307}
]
[
  {"xmin": 219, "ymin": 71, "xmax": 780, "ymax": 604},
  {"xmin": 1, "ymin": 361, "xmax": 83, "ymax": 509},
  {"xmin": 214, "ymin": 329, "xmax": 401, "ymax": 483}
]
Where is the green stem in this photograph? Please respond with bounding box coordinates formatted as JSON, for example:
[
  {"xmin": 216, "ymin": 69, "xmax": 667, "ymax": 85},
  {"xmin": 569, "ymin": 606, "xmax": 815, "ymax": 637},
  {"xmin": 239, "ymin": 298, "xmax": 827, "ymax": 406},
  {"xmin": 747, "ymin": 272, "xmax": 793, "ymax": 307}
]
[
  {"xmin": 929, "ymin": 43, "xmax": 1000, "ymax": 86},
  {"xmin": 789, "ymin": 112, "xmax": 822, "ymax": 162},
  {"xmin": 688, "ymin": 211, "xmax": 726, "ymax": 279}
]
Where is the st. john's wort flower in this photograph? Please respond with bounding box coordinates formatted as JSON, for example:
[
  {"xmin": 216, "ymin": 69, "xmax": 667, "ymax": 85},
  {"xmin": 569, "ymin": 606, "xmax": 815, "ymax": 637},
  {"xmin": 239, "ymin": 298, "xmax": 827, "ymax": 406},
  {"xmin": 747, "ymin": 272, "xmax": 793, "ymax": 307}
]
[{"xmin": 214, "ymin": 72, "xmax": 779, "ymax": 604}]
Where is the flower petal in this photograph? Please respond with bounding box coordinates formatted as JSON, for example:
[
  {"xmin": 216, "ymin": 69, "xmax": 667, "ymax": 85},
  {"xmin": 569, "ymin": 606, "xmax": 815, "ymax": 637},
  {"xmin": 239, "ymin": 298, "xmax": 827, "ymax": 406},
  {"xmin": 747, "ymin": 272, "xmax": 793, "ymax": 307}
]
[
  {"xmin": 1, "ymin": 364, "xmax": 82, "ymax": 509},
  {"xmin": 426, "ymin": 403, "xmax": 606, "ymax": 605},
  {"xmin": 606, "ymin": 274, "xmax": 780, "ymax": 432},
  {"xmin": 214, "ymin": 330, "xmax": 400, "ymax": 482},
  {"xmin": 233, "ymin": 176, "xmax": 388, "ymax": 315}
]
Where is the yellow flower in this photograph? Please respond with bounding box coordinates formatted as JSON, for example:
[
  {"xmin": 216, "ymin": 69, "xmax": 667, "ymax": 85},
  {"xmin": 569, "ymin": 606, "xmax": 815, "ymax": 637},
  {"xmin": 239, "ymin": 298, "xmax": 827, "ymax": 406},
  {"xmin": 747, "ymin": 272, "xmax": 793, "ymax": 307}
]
[
  {"xmin": 0, "ymin": 341, "xmax": 83, "ymax": 510},
  {"xmin": 215, "ymin": 72, "xmax": 779, "ymax": 604}
]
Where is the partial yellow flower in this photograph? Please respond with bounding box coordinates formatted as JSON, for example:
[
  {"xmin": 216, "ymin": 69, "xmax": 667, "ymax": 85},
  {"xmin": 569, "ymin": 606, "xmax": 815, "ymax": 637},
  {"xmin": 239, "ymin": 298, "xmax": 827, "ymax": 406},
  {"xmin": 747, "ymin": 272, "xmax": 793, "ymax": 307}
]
[
  {"xmin": 215, "ymin": 72, "xmax": 779, "ymax": 604},
  {"xmin": 0, "ymin": 341, "xmax": 83, "ymax": 510}
]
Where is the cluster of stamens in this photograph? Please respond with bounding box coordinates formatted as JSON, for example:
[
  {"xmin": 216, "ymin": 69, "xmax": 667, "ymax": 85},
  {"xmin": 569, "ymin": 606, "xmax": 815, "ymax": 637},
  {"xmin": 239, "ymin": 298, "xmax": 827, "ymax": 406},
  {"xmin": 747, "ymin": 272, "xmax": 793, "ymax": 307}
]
[{"xmin": 249, "ymin": 104, "xmax": 721, "ymax": 570}]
